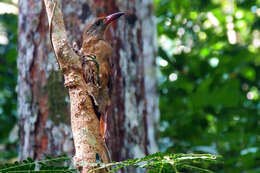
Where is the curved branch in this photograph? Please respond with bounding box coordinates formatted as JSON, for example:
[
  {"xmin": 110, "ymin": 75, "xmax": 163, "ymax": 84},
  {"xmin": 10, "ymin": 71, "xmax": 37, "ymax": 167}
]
[{"xmin": 43, "ymin": 0, "xmax": 110, "ymax": 172}]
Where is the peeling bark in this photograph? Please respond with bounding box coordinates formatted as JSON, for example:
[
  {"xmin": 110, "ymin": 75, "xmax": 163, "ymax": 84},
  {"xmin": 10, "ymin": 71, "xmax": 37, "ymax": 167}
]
[{"xmin": 18, "ymin": 0, "xmax": 159, "ymax": 172}]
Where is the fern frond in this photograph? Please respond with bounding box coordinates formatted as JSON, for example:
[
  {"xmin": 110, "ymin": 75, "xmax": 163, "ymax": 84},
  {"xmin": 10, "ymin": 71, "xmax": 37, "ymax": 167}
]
[
  {"xmin": 0, "ymin": 155, "xmax": 76, "ymax": 173},
  {"xmin": 87, "ymin": 152, "xmax": 221, "ymax": 173},
  {"xmin": 0, "ymin": 153, "xmax": 221, "ymax": 173}
]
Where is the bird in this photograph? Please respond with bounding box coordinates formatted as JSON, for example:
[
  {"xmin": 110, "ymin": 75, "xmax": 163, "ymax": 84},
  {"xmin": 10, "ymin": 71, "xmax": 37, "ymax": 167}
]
[{"xmin": 78, "ymin": 12, "xmax": 124, "ymax": 139}]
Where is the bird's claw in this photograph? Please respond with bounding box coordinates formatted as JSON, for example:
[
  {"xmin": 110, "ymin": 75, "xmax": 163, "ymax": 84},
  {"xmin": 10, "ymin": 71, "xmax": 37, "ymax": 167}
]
[
  {"xmin": 81, "ymin": 53, "xmax": 101, "ymax": 86},
  {"xmin": 86, "ymin": 53, "xmax": 96, "ymax": 60}
]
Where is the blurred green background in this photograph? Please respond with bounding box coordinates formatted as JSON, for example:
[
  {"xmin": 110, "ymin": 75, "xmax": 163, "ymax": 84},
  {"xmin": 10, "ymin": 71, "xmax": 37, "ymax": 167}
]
[
  {"xmin": 0, "ymin": 0, "xmax": 259, "ymax": 172},
  {"xmin": 0, "ymin": 0, "xmax": 18, "ymax": 162},
  {"xmin": 155, "ymin": 0, "xmax": 260, "ymax": 172}
]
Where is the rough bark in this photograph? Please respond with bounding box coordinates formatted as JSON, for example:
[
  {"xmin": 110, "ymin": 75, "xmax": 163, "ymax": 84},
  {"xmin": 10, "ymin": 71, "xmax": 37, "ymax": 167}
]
[
  {"xmin": 18, "ymin": 0, "xmax": 73, "ymax": 160},
  {"xmin": 18, "ymin": 0, "xmax": 159, "ymax": 172},
  {"xmin": 97, "ymin": 0, "xmax": 159, "ymax": 163},
  {"xmin": 38, "ymin": 0, "xmax": 110, "ymax": 171}
]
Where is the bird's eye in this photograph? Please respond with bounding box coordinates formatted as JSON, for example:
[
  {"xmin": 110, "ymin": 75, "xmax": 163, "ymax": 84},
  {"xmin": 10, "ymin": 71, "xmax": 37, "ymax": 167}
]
[{"xmin": 95, "ymin": 20, "xmax": 102, "ymax": 26}]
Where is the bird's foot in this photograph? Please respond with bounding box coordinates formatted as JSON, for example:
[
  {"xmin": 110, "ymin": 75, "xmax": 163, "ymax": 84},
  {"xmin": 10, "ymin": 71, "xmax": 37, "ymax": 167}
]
[
  {"xmin": 85, "ymin": 53, "xmax": 96, "ymax": 60},
  {"xmin": 82, "ymin": 54, "xmax": 101, "ymax": 86}
]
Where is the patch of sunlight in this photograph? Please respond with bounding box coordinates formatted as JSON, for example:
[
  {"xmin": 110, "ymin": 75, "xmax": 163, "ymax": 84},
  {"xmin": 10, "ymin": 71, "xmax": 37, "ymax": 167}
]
[
  {"xmin": 198, "ymin": 32, "xmax": 207, "ymax": 40},
  {"xmin": 159, "ymin": 35, "xmax": 174, "ymax": 56},
  {"xmin": 207, "ymin": 12, "xmax": 219, "ymax": 26},
  {"xmin": 0, "ymin": 22, "xmax": 8, "ymax": 45},
  {"xmin": 193, "ymin": 25, "xmax": 200, "ymax": 32},
  {"xmin": 12, "ymin": 0, "xmax": 18, "ymax": 4},
  {"xmin": 226, "ymin": 16, "xmax": 233, "ymax": 23},
  {"xmin": 227, "ymin": 23, "xmax": 234, "ymax": 30},
  {"xmin": 177, "ymin": 27, "xmax": 185, "ymax": 37},
  {"xmin": 247, "ymin": 87, "xmax": 259, "ymax": 100},
  {"xmin": 257, "ymin": 8, "xmax": 260, "ymax": 16},
  {"xmin": 0, "ymin": 2, "xmax": 18, "ymax": 14},
  {"xmin": 156, "ymin": 57, "xmax": 168, "ymax": 67},
  {"xmin": 235, "ymin": 11, "xmax": 243, "ymax": 19},
  {"xmin": 0, "ymin": 34, "xmax": 8, "ymax": 45},
  {"xmin": 165, "ymin": 17, "xmax": 171, "ymax": 26},
  {"xmin": 209, "ymin": 57, "xmax": 219, "ymax": 68},
  {"xmin": 227, "ymin": 30, "xmax": 237, "ymax": 44},
  {"xmin": 252, "ymin": 30, "xmax": 260, "ymax": 48},
  {"xmin": 169, "ymin": 73, "xmax": 178, "ymax": 82},
  {"xmin": 203, "ymin": 20, "xmax": 212, "ymax": 29},
  {"xmin": 248, "ymin": 44, "xmax": 257, "ymax": 53}
]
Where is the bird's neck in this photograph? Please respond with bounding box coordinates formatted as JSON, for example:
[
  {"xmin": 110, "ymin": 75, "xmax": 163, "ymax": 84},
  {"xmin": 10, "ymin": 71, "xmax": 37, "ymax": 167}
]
[
  {"xmin": 81, "ymin": 36, "xmax": 103, "ymax": 52},
  {"xmin": 83, "ymin": 35, "xmax": 101, "ymax": 42},
  {"xmin": 83, "ymin": 32, "xmax": 104, "ymax": 42}
]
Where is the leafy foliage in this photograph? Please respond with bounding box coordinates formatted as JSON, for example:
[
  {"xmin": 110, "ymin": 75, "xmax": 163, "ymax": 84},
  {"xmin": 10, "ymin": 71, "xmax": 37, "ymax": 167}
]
[
  {"xmin": 0, "ymin": 153, "xmax": 220, "ymax": 173},
  {"xmin": 155, "ymin": 0, "xmax": 260, "ymax": 172},
  {"xmin": 0, "ymin": 155, "xmax": 76, "ymax": 173},
  {"xmin": 94, "ymin": 153, "xmax": 220, "ymax": 173},
  {"xmin": 1, "ymin": 0, "xmax": 259, "ymax": 172},
  {"xmin": 0, "ymin": 6, "xmax": 18, "ymax": 161}
]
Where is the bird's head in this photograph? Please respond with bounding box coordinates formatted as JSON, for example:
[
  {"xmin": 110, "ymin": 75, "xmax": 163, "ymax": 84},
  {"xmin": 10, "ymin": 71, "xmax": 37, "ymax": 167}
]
[{"xmin": 83, "ymin": 12, "xmax": 124, "ymax": 40}]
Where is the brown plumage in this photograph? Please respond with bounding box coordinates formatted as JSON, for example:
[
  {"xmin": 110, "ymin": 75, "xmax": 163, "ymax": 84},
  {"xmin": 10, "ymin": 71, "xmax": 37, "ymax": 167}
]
[{"xmin": 80, "ymin": 12, "xmax": 124, "ymax": 138}]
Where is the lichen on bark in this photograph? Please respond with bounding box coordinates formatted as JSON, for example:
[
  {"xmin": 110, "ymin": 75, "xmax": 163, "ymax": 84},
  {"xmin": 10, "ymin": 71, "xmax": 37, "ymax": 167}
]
[{"xmin": 47, "ymin": 70, "xmax": 70, "ymax": 125}]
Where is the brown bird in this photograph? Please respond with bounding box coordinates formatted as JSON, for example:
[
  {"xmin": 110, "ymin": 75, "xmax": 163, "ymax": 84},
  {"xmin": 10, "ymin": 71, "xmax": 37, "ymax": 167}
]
[{"xmin": 79, "ymin": 12, "xmax": 124, "ymax": 139}]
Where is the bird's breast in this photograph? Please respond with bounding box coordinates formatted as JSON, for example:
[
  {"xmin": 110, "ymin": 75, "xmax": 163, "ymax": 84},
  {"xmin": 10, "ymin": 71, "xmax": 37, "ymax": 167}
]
[
  {"xmin": 82, "ymin": 39, "xmax": 112, "ymax": 61},
  {"xmin": 81, "ymin": 39, "xmax": 112, "ymax": 87}
]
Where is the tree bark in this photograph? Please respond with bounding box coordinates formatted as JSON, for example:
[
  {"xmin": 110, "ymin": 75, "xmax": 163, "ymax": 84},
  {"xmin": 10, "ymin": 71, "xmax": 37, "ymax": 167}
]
[
  {"xmin": 18, "ymin": 0, "xmax": 158, "ymax": 172},
  {"xmin": 18, "ymin": 0, "xmax": 73, "ymax": 160}
]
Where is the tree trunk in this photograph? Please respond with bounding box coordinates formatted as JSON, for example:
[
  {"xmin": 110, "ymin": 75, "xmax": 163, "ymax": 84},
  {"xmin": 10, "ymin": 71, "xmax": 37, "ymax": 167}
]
[{"xmin": 18, "ymin": 0, "xmax": 159, "ymax": 170}]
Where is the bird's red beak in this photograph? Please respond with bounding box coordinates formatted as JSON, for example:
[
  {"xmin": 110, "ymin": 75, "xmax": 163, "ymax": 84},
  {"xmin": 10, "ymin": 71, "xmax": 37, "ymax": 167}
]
[{"xmin": 104, "ymin": 12, "xmax": 124, "ymax": 25}]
